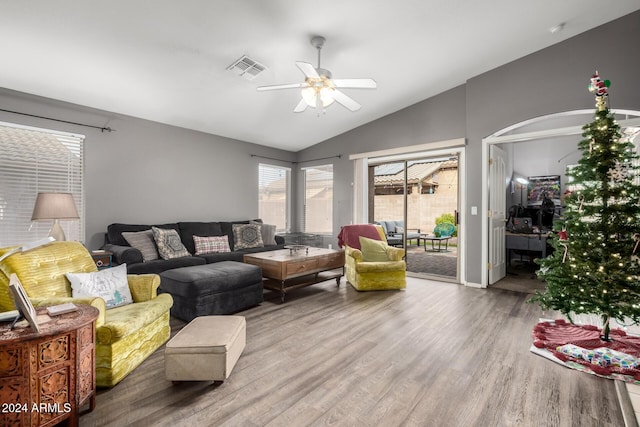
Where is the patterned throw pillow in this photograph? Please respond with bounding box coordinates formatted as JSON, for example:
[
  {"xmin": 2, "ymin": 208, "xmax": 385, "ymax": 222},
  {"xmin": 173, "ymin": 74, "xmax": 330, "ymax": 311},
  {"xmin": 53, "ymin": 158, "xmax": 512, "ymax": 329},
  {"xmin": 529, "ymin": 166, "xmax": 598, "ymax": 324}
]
[
  {"xmin": 122, "ymin": 229, "xmax": 159, "ymax": 262},
  {"xmin": 67, "ymin": 264, "xmax": 133, "ymax": 309},
  {"xmin": 193, "ymin": 235, "xmax": 231, "ymax": 255},
  {"xmin": 233, "ymin": 224, "xmax": 264, "ymax": 250},
  {"xmin": 152, "ymin": 227, "xmax": 191, "ymax": 259}
]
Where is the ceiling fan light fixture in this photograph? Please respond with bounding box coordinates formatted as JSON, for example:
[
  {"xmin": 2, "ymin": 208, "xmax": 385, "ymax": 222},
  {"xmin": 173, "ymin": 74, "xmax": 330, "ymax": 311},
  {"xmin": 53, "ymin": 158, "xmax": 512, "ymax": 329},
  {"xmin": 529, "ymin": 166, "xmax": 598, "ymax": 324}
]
[
  {"xmin": 257, "ymin": 35, "xmax": 375, "ymax": 113},
  {"xmin": 320, "ymin": 87, "xmax": 335, "ymax": 106},
  {"xmin": 301, "ymin": 87, "xmax": 334, "ymax": 108}
]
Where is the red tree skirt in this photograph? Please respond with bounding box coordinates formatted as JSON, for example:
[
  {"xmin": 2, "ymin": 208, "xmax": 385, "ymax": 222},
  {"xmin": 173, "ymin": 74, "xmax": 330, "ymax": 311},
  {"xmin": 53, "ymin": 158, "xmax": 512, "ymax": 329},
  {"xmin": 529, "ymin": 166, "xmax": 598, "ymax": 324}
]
[{"xmin": 532, "ymin": 319, "xmax": 640, "ymax": 381}]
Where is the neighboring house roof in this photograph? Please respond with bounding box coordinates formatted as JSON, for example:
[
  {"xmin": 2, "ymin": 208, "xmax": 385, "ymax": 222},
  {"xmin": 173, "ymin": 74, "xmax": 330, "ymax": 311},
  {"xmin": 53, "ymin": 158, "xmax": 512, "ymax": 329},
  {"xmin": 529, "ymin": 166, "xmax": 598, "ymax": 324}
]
[{"xmin": 375, "ymin": 160, "xmax": 457, "ymax": 187}]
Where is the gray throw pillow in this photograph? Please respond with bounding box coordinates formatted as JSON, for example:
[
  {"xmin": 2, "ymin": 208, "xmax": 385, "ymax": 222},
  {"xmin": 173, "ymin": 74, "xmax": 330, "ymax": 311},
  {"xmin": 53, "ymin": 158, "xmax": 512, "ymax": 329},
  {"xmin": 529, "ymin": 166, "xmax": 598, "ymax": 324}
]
[
  {"xmin": 251, "ymin": 221, "xmax": 277, "ymax": 245},
  {"xmin": 122, "ymin": 229, "xmax": 159, "ymax": 262},
  {"xmin": 152, "ymin": 227, "xmax": 191, "ymax": 259}
]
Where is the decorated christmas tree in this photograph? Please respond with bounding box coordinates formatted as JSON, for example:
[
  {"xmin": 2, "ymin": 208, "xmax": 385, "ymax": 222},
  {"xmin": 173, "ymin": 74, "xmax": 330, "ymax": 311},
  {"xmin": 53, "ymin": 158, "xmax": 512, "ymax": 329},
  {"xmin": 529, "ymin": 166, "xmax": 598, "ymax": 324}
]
[{"xmin": 532, "ymin": 72, "xmax": 640, "ymax": 341}]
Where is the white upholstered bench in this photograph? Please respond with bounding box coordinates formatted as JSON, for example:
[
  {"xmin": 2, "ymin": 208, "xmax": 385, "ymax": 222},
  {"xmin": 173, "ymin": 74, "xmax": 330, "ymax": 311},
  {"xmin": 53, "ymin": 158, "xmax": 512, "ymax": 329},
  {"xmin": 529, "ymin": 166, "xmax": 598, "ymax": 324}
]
[{"xmin": 165, "ymin": 315, "xmax": 246, "ymax": 382}]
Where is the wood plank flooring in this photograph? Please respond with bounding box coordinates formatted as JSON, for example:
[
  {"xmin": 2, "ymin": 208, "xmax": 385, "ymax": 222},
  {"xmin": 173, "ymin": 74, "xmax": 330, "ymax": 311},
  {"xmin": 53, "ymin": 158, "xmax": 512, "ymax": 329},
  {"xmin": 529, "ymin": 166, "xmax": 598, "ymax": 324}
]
[{"xmin": 80, "ymin": 277, "xmax": 624, "ymax": 427}]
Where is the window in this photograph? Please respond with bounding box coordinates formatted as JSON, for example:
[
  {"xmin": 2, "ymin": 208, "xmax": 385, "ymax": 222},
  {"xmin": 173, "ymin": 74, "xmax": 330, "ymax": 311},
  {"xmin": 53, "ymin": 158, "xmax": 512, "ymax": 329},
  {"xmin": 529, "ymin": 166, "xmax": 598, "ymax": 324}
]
[
  {"xmin": 0, "ymin": 122, "xmax": 85, "ymax": 246},
  {"xmin": 303, "ymin": 164, "xmax": 333, "ymax": 234},
  {"xmin": 258, "ymin": 163, "xmax": 290, "ymax": 232}
]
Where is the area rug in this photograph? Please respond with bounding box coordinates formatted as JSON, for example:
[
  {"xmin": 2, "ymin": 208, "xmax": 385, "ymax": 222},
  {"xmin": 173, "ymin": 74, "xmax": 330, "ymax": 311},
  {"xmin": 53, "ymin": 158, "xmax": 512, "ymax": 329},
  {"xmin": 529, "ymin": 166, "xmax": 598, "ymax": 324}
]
[
  {"xmin": 405, "ymin": 247, "xmax": 457, "ymax": 278},
  {"xmin": 530, "ymin": 318, "xmax": 640, "ymax": 384}
]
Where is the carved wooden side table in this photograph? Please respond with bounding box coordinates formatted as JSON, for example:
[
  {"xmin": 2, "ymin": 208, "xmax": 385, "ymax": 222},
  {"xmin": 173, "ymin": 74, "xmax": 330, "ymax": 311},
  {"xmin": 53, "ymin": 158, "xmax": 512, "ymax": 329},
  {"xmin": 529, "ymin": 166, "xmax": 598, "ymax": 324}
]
[{"xmin": 0, "ymin": 305, "xmax": 98, "ymax": 427}]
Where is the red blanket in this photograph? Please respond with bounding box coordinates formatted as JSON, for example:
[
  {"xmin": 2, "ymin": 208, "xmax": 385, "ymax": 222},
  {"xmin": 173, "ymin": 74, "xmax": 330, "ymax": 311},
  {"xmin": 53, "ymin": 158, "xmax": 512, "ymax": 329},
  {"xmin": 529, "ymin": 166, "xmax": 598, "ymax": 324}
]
[
  {"xmin": 532, "ymin": 319, "xmax": 640, "ymax": 380},
  {"xmin": 337, "ymin": 224, "xmax": 382, "ymax": 249}
]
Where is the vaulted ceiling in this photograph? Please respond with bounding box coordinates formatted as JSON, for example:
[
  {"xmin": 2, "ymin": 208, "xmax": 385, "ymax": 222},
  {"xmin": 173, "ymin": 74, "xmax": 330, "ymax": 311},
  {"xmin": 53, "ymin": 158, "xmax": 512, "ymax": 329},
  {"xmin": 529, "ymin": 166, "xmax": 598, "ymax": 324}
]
[{"xmin": 2, "ymin": 1, "xmax": 638, "ymax": 151}]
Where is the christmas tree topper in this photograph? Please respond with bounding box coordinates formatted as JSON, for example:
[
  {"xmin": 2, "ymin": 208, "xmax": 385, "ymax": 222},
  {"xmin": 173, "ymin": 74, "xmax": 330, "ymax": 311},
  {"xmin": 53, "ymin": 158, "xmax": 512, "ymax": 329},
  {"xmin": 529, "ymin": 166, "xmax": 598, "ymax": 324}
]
[{"xmin": 588, "ymin": 71, "xmax": 610, "ymax": 111}]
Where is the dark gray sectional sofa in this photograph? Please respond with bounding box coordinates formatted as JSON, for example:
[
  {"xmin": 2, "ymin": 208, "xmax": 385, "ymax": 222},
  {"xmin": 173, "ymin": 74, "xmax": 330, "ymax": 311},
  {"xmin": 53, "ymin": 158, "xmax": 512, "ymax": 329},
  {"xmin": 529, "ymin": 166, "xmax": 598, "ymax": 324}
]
[
  {"xmin": 104, "ymin": 220, "xmax": 285, "ymax": 274},
  {"xmin": 103, "ymin": 220, "xmax": 285, "ymax": 320}
]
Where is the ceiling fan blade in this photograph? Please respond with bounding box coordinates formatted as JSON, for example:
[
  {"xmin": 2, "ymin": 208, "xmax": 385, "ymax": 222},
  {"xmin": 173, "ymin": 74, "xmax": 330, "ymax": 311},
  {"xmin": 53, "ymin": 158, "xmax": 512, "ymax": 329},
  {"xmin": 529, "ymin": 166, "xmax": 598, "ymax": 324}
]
[
  {"xmin": 296, "ymin": 61, "xmax": 319, "ymax": 79},
  {"xmin": 331, "ymin": 89, "xmax": 361, "ymax": 111},
  {"xmin": 257, "ymin": 83, "xmax": 306, "ymax": 91},
  {"xmin": 332, "ymin": 78, "xmax": 377, "ymax": 89},
  {"xmin": 293, "ymin": 98, "xmax": 308, "ymax": 113}
]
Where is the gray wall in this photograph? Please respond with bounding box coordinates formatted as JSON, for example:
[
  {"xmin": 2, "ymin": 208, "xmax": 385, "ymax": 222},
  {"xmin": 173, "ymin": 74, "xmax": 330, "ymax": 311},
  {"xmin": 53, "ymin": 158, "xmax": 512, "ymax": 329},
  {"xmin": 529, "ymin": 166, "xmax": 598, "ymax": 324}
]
[
  {"xmin": 299, "ymin": 10, "xmax": 640, "ymax": 285},
  {"xmin": 1, "ymin": 11, "xmax": 638, "ymax": 285},
  {"xmin": 0, "ymin": 89, "xmax": 296, "ymax": 249},
  {"xmin": 295, "ymin": 85, "xmax": 467, "ymax": 248}
]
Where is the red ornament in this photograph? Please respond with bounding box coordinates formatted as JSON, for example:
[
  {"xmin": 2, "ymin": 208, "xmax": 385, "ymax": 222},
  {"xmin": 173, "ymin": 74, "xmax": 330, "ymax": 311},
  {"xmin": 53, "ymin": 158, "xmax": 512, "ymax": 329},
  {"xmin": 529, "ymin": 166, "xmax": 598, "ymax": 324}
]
[{"xmin": 558, "ymin": 230, "xmax": 568, "ymax": 240}]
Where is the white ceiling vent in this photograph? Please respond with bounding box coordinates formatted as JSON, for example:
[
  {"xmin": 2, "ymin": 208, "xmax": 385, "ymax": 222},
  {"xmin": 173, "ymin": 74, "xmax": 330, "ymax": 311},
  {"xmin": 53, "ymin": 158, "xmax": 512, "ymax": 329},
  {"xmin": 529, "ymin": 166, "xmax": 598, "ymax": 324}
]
[{"xmin": 227, "ymin": 55, "xmax": 267, "ymax": 81}]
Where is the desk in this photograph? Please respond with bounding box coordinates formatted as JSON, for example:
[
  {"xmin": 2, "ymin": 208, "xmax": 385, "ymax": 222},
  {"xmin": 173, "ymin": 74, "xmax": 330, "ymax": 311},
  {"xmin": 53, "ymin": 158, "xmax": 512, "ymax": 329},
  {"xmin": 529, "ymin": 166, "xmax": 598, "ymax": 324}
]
[
  {"xmin": 0, "ymin": 305, "xmax": 98, "ymax": 427},
  {"xmin": 420, "ymin": 234, "xmax": 451, "ymax": 252},
  {"xmin": 506, "ymin": 232, "xmax": 549, "ymax": 265}
]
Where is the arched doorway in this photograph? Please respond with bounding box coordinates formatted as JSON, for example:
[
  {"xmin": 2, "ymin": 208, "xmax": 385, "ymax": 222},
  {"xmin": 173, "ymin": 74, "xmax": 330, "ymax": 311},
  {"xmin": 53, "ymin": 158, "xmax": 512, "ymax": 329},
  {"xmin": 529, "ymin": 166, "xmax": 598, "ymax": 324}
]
[{"xmin": 481, "ymin": 109, "xmax": 640, "ymax": 288}]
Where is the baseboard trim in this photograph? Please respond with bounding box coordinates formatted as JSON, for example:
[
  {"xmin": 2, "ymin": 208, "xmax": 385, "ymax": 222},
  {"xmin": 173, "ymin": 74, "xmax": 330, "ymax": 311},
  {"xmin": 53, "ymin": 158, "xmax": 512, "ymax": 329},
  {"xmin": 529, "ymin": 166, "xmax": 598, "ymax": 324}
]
[
  {"xmin": 616, "ymin": 381, "xmax": 639, "ymax": 427},
  {"xmin": 465, "ymin": 281, "xmax": 484, "ymax": 288}
]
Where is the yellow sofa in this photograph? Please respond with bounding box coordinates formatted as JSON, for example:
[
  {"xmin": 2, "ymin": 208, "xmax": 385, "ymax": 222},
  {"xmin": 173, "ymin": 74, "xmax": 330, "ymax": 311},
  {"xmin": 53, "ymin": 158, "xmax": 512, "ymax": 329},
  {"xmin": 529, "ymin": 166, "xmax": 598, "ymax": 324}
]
[
  {"xmin": 0, "ymin": 241, "xmax": 173, "ymax": 387},
  {"xmin": 342, "ymin": 225, "xmax": 407, "ymax": 291}
]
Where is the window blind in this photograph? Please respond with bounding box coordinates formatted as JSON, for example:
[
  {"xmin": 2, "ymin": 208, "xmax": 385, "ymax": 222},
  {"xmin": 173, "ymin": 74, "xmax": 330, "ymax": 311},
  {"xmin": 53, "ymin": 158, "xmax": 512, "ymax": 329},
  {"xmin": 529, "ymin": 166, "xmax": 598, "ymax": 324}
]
[
  {"xmin": 302, "ymin": 164, "xmax": 333, "ymax": 234},
  {"xmin": 0, "ymin": 122, "xmax": 85, "ymax": 246},
  {"xmin": 258, "ymin": 163, "xmax": 290, "ymax": 232}
]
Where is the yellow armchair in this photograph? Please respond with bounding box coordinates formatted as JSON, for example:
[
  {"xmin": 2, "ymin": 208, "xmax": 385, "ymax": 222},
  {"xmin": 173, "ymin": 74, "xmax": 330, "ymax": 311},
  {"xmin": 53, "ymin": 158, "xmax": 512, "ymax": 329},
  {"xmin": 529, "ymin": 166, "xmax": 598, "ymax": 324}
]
[
  {"xmin": 0, "ymin": 241, "xmax": 173, "ymax": 387},
  {"xmin": 340, "ymin": 224, "xmax": 407, "ymax": 291}
]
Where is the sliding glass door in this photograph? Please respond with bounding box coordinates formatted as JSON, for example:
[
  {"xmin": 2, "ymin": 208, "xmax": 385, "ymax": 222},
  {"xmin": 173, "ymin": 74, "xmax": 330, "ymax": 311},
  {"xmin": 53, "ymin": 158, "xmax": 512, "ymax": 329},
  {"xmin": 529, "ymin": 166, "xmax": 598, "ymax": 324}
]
[{"xmin": 369, "ymin": 155, "xmax": 459, "ymax": 280}]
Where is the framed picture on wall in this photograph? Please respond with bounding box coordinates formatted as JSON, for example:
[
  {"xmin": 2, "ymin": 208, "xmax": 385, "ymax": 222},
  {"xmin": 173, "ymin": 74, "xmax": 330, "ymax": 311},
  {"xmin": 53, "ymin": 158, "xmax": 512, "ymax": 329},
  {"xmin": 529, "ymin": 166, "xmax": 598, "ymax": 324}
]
[
  {"xmin": 527, "ymin": 175, "xmax": 561, "ymax": 207},
  {"xmin": 9, "ymin": 273, "xmax": 40, "ymax": 333}
]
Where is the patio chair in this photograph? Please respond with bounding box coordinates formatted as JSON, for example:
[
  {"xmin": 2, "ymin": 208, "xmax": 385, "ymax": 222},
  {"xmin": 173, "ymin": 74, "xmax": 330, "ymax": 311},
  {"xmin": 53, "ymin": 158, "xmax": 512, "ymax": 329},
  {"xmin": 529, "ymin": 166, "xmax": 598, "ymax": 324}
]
[
  {"xmin": 375, "ymin": 220, "xmax": 421, "ymax": 246},
  {"xmin": 434, "ymin": 222, "xmax": 456, "ymax": 237}
]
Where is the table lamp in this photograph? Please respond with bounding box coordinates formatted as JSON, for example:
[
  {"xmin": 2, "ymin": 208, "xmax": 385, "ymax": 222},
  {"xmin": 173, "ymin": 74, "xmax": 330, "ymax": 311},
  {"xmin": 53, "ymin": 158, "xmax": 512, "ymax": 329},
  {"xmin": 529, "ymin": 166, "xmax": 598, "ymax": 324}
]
[{"xmin": 31, "ymin": 192, "xmax": 79, "ymax": 241}]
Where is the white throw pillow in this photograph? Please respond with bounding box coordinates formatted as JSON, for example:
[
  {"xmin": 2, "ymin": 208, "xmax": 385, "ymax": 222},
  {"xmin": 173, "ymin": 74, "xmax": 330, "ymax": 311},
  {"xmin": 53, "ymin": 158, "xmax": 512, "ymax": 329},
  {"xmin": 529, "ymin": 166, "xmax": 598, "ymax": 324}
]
[{"xmin": 67, "ymin": 264, "xmax": 133, "ymax": 309}]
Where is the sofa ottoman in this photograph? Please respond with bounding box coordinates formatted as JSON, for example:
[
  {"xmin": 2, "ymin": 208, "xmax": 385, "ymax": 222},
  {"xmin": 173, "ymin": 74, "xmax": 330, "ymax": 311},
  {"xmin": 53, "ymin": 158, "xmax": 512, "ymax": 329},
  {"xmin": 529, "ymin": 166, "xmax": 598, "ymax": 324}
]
[
  {"xmin": 165, "ymin": 315, "xmax": 246, "ymax": 382},
  {"xmin": 158, "ymin": 261, "xmax": 263, "ymax": 321}
]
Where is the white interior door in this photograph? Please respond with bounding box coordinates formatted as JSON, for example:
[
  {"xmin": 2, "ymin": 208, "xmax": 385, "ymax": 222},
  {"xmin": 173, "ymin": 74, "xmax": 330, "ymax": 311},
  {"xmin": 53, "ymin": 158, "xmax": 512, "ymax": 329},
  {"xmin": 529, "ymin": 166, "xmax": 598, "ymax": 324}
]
[{"xmin": 488, "ymin": 145, "xmax": 507, "ymax": 284}]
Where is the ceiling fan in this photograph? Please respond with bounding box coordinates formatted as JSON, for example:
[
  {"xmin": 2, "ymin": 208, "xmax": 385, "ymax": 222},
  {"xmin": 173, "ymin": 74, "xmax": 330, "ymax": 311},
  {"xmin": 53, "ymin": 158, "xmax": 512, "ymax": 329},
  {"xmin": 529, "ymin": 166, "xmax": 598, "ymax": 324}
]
[{"xmin": 257, "ymin": 36, "xmax": 376, "ymax": 113}]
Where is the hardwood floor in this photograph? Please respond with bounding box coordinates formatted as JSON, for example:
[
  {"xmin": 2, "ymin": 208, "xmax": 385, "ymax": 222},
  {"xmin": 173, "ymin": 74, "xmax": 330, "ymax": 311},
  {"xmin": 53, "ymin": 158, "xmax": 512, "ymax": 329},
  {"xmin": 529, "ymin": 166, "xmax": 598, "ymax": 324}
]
[{"xmin": 80, "ymin": 277, "xmax": 624, "ymax": 427}]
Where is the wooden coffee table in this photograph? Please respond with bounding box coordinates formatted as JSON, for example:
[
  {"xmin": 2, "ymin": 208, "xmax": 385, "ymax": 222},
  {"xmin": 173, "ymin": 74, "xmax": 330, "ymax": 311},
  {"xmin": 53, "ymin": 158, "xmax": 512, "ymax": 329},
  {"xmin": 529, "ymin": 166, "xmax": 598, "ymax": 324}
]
[{"xmin": 243, "ymin": 247, "xmax": 345, "ymax": 302}]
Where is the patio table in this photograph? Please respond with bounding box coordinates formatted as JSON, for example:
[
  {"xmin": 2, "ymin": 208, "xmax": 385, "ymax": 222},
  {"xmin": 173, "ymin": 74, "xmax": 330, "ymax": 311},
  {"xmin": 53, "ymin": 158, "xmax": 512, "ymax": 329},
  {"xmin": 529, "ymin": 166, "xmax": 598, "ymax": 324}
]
[{"xmin": 420, "ymin": 234, "xmax": 451, "ymax": 252}]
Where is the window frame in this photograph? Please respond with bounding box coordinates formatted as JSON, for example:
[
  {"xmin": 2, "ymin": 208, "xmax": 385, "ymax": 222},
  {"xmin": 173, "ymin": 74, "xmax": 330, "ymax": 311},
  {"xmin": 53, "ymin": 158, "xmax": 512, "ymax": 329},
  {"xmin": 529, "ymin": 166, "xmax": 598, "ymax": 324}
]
[
  {"xmin": 0, "ymin": 121, "xmax": 85, "ymax": 246},
  {"xmin": 258, "ymin": 163, "xmax": 291, "ymax": 233},
  {"xmin": 302, "ymin": 164, "xmax": 334, "ymax": 235}
]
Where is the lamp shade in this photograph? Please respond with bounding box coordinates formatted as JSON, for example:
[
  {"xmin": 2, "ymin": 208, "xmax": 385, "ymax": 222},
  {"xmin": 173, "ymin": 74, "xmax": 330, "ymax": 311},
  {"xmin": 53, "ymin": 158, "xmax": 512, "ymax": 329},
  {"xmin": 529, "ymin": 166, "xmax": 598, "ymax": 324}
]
[{"xmin": 31, "ymin": 192, "xmax": 79, "ymax": 220}]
